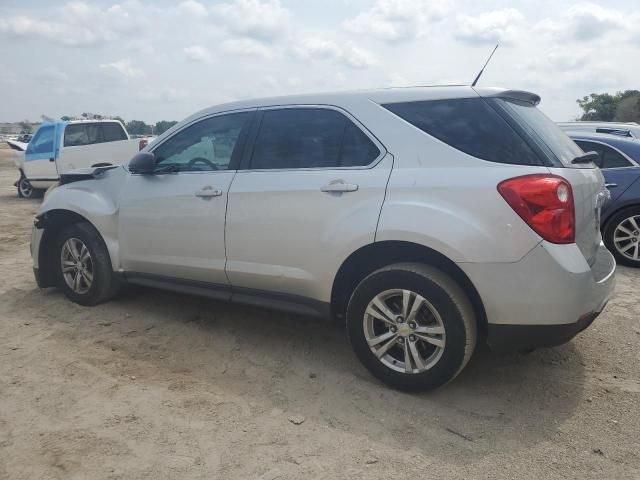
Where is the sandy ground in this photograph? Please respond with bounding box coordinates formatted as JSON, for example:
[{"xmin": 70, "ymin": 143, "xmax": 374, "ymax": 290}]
[{"xmin": 0, "ymin": 144, "xmax": 638, "ymax": 480}]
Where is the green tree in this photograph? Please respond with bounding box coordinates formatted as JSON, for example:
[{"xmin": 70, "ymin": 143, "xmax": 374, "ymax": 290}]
[
  {"xmin": 126, "ymin": 120, "xmax": 151, "ymax": 135},
  {"xmin": 614, "ymin": 94, "xmax": 640, "ymax": 122},
  {"xmin": 577, "ymin": 90, "xmax": 640, "ymax": 122},
  {"xmin": 61, "ymin": 115, "xmax": 74, "ymax": 121},
  {"xmin": 155, "ymin": 120, "xmax": 178, "ymax": 135}
]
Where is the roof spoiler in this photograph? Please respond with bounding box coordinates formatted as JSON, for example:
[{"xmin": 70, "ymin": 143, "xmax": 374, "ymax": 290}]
[{"xmin": 485, "ymin": 89, "xmax": 541, "ymax": 106}]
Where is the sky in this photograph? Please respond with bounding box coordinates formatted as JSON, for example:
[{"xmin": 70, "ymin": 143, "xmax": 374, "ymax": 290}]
[{"xmin": 0, "ymin": 0, "xmax": 638, "ymax": 124}]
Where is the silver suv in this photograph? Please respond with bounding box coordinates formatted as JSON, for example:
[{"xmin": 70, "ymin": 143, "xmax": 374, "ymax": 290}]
[{"xmin": 31, "ymin": 86, "xmax": 616, "ymax": 391}]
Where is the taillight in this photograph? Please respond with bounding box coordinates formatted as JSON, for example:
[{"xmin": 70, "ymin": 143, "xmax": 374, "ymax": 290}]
[
  {"xmin": 498, "ymin": 174, "xmax": 575, "ymax": 244},
  {"xmin": 138, "ymin": 139, "xmax": 148, "ymax": 151}
]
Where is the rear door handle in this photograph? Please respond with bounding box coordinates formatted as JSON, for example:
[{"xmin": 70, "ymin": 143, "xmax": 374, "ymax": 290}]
[
  {"xmin": 195, "ymin": 186, "xmax": 223, "ymax": 198},
  {"xmin": 321, "ymin": 181, "xmax": 359, "ymax": 193},
  {"xmin": 605, "ymin": 183, "xmax": 618, "ymax": 188}
]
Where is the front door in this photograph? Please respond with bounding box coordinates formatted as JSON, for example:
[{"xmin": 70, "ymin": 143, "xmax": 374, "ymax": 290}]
[
  {"xmin": 118, "ymin": 111, "xmax": 253, "ymax": 286},
  {"xmin": 24, "ymin": 123, "xmax": 62, "ymax": 180},
  {"xmin": 225, "ymin": 106, "xmax": 391, "ymax": 302}
]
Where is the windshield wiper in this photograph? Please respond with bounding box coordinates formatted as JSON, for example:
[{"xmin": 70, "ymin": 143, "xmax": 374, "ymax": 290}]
[{"xmin": 571, "ymin": 151, "xmax": 599, "ymax": 164}]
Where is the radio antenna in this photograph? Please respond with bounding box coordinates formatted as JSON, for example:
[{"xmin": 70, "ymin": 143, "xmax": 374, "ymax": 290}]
[{"xmin": 471, "ymin": 43, "xmax": 499, "ymax": 87}]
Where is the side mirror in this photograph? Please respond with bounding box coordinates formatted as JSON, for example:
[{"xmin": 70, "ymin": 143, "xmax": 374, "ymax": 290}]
[{"xmin": 128, "ymin": 152, "xmax": 155, "ymax": 174}]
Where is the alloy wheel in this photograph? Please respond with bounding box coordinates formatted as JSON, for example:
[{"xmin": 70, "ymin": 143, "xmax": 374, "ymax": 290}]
[
  {"xmin": 60, "ymin": 238, "xmax": 93, "ymax": 294},
  {"xmin": 363, "ymin": 289, "xmax": 446, "ymax": 374},
  {"xmin": 613, "ymin": 215, "xmax": 640, "ymax": 261}
]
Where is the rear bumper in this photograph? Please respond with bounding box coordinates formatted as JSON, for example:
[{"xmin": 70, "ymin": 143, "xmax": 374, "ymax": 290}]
[{"xmin": 459, "ymin": 241, "xmax": 616, "ymax": 351}]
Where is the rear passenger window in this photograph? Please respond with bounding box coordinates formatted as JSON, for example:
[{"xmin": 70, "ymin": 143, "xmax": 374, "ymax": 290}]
[
  {"xmin": 341, "ymin": 122, "xmax": 381, "ymax": 167},
  {"xmin": 64, "ymin": 123, "xmax": 103, "ymax": 146},
  {"xmin": 383, "ymin": 98, "xmax": 542, "ymax": 166},
  {"xmin": 102, "ymin": 122, "xmax": 127, "ymax": 142},
  {"xmin": 250, "ymin": 108, "xmax": 379, "ymax": 169},
  {"xmin": 574, "ymin": 140, "xmax": 631, "ymax": 169}
]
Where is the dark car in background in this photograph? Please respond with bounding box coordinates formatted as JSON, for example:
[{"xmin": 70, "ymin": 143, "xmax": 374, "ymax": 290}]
[{"xmin": 568, "ymin": 132, "xmax": 640, "ymax": 267}]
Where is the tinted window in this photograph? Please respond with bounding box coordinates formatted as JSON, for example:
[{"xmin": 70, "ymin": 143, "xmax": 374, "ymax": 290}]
[
  {"xmin": 494, "ymin": 99, "xmax": 584, "ymax": 166},
  {"xmin": 383, "ymin": 98, "xmax": 542, "ymax": 166},
  {"xmin": 341, "ymin": 122, "xmax": 380, "ymax": 167},
  {"xmin": 64, "ymin": 123, "xmax": 103, "ymax": 147},
  {"xmin": 26, "ymin": 125, "xmax": 54, "ymax": 154},
  {"xmin": 250, "ymin": 108, "xmax": 378, "ymax": 169},
  {"xmin": 103, "ymin": 122, "xmax": 128, "ymax": 142},
  {"xmin": 575, "ymin": 140, "xmax": 631, "ymax": 169},
  {"xmin": 152, "ymin": 112, "xmax": 249, "ymax": 173},
  {"xmin": 251, "ymin": 109, "xmax": 343, "ymax": 169},
  {"xmin": 574, "ymin": 141, "xmax": 604, "ymax": 167}
]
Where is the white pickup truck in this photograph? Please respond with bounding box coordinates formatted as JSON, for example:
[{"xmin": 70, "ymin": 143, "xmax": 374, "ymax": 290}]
[{"xmin": 14, "ymin": 119, "xmax": 143, "ymax": 198}]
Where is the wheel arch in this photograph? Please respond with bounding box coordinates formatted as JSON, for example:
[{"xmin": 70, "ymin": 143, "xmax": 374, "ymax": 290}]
[
  {"xmin": 602, "ymin": 202, "xmax": 640, "ymax": 231},
  {"xmin": 36, "ymin": 209, "xmax": 106, "ymax": 288},
  {"xmin": 330, "ymin": 240, "xmax": 488, "ymax": 336}
]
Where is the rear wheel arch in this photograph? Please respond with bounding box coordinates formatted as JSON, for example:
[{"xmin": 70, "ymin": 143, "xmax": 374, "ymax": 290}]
[
  {"xmin": 330, "ymin": 240, "xmax": 488, "ymax": 336},
  {"xmin": 37, "ymin": 210, "xmax": 109, "ymax": 287}
]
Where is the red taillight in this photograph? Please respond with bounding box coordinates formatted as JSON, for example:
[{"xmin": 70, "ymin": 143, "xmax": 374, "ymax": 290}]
[
  {"xmin": 498, "ymin": 174, "xmax": 575, "ymax": 244},
  {"xmin": 138, "ymin": 139, "xmax": 148, "ymax": 151}
]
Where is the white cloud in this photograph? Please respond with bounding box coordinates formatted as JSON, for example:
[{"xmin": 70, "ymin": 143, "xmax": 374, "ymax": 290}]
[
  {"xmin": 184, "ymin": 45, "xmax": 212, "ymax": 63},
  {"xmin": 344, "ymin": 0, "xmax": 450, "ymax": 43},
  {"xmin": 99, "ymin": 58, "xmax": 144, "ymax": 78},
  {"xmin": 211, "ymin": 0, "xmax": 291, "ymax": 41},
  {"xmin": 536, "ymin": 3, "xmax": 628, "ymax": 42},
  {"xmin": 222, "ymin": 38, "xmax": 275, "ymax": 59},
  {"xmin": 455, "ymin": 8, "xmax": 524, "ymax": 45},
  {"xmin": 177, "ymin": 0, "xmax": 208, "ymax": 17},
  {"xmin": 294, "ymin": 37, "xmax": 377, "ymax": 69}
]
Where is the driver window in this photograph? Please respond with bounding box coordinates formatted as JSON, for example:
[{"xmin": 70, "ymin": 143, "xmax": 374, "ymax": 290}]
[{"xmin": 152, "ymin": 112, "xmax": 249, "ymax": 173}]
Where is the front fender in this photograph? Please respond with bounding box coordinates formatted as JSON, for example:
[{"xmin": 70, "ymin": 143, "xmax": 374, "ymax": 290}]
[{"xmin": 37, "ymin": 167, "xmax": 127, "ymax": 270}]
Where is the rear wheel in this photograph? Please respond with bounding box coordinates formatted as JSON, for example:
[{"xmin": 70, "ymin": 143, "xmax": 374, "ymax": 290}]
[
  {"xmin": 346, "ymin": 263, "xmax": 477, "ymax": 391},
  {"xmin": 604, "ymin": 207, "xmax": 640, "ymax": 267},
  {"xmin": 54, "ymin": 223, "xmax": 119, "ymax": 306}
]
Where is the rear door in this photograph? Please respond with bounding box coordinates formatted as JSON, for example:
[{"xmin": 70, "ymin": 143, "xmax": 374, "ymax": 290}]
[
  {"xmin": 23, "ymin": 123, "xmax": 62, "ymax": 180},
  {"xmin": 225, "ymin": 106, "xmax": 391, "ymax": 302}
]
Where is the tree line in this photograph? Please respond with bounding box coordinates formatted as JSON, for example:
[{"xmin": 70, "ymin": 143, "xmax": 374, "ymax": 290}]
[{"xmin": 577, "ymin": 90, "xmax": 640, "ymax": 122}]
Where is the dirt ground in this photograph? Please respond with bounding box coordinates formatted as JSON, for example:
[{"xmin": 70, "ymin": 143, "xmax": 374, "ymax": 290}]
[{"xmin": 0, "ymin": 144, "xmax": 638, "ymax": 480}]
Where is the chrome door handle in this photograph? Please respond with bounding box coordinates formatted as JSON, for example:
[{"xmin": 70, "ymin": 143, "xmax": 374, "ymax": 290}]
[
  {"xmin": 605, "ymin": 183, "xmax": 617, "ymax": 188},
  {"xmin": 321, "ymin": 182, "xmax": 359, "ymax": 193},
  {"xmin": 195, "ymin": 187, "xmax": 223, "ymax": 198}
]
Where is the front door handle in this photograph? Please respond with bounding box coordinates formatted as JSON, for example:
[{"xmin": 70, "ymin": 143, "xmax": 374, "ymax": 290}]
[
  {"xmin": 321, "ymin": 181, "xmax": 359, "ymax": 193},
  {"xmin": 605, "ymin": 183, "xmax": 618, "ymax": 189},
  {"xmin": 195, "ymin": 186, "xmax": 223, "ymax": 198}
]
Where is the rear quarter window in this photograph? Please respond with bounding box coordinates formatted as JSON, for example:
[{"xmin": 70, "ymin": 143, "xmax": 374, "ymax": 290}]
[{"xmin": 383, "ymin": 98, "xmax": 542, "ymax": 166}]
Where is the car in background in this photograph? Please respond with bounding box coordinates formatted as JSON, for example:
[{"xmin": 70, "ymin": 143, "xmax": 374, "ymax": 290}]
[
  {"xmin": 17, "ymin": 119, "xmax": 142, "ymax": 198},
  {"xmin": 559, "ymin": 121, "xmax": 640, "ymax": 140},
  {"xmin": 568, "ymin": 131, "xmax": 640, "ymax": 266}
]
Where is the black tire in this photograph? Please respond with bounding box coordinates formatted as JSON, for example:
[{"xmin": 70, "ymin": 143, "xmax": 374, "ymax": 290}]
[
  {"xmin": 346, "ymin": 263, "xmax": 477, "ymax": 391},
  {"xmin": 17, "ymin": 176, "xmax": 42, "ymax": 199},
  {"xmin": 603, "ymin": 207, "xmax": 640, "ymax": 267},
  {"xmin": 54, "ymin": 223, "xmax": 120, "ymax": 306}
]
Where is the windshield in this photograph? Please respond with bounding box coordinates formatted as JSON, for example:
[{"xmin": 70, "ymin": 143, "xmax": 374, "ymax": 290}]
[{"xmin": 494, "ymin": 98, "xmax": 585, "ymax": 167}]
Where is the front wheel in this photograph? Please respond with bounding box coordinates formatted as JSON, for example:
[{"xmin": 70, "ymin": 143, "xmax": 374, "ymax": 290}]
[
  {"xmin": 17, "ymin": 176, "xmax": 41, "ymax": 198},
  {"xmin": 603, "ymin": 207, "xmax": 640, "ymax": 267},
  {"xmin": 346, "ymin": 263, "xmax": 477, "ymax": 391},
  {"xmin": 54, "ymin": 223, "xmax": 120, "ymax": 306}
]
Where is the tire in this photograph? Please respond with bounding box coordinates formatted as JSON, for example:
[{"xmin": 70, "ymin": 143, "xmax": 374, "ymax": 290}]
[
  {"xmin": 17, "ymin": 176, "xmax": 41, "ymax": 199},
  {"xmin": 603, "ymin": 207, "xmax": 640, "ymax": 267},
  {"xmin": 346, "ymin": 263, "xmax": 477, "ymax": 391},
  {"xmin": 54, "ymin": 223, "xmax": 120, "ymax": 306}
]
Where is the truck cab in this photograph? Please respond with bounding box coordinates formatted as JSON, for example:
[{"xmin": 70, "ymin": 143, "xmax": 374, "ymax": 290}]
[{"xmin": 23, "ymin": 119, "xmax": 138, "ymax": 192}]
